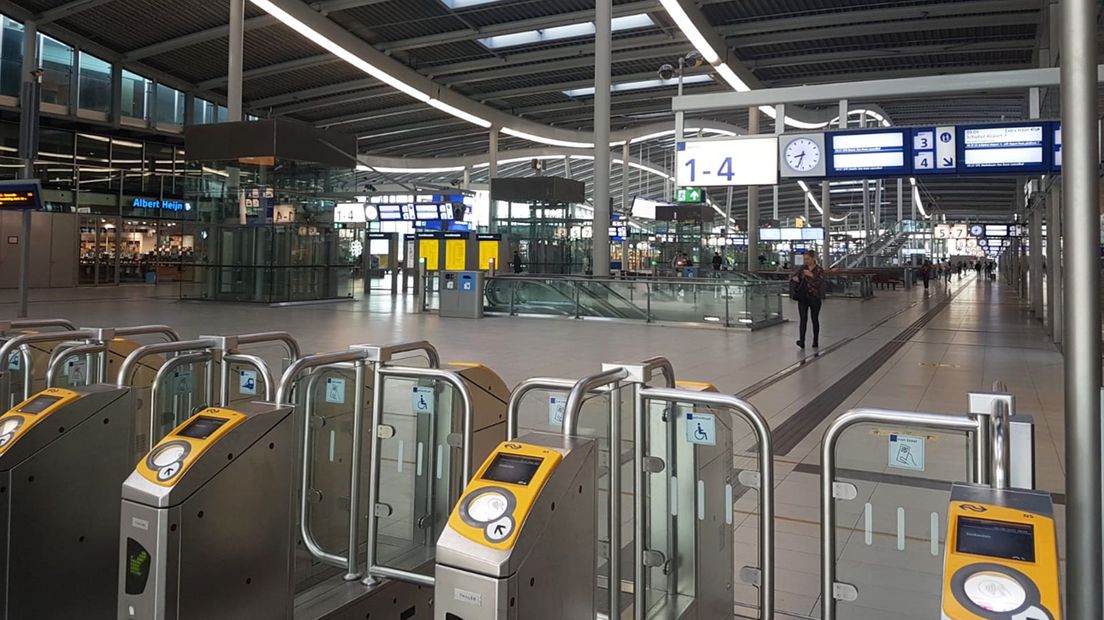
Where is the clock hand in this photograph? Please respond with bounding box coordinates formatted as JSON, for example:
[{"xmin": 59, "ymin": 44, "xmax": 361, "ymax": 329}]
[{"xmin": 797, "ymin": 152, "xmax": 805, "ymax": 166}]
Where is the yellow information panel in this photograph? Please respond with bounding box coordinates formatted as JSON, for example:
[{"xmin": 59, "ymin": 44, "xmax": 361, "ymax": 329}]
[
  {"xmin": 419, "ymin": 238, "xmax": 440, "ymax": 271},
  {"xmin": 445, "ymin": 238, "xmax": 467, "ymax": 271},
  {"xmin": 478, "ymin": 240, "xmax": 500, "ymax": 270},
  {"xmin": 138, "ymin": 407, "xmax": 247, "ymax": 487}
]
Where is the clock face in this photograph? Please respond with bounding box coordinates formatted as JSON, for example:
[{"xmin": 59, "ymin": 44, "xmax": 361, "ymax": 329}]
[
  {"xmin": 785, "ymin": 138, "xmax": 821, "ymax": 172},
  {"xmin": 970, "ymin": 224, "xmax": 983, "ymax": 237},
  {"xmin": 364, "ymin": 204, "xmax": 379, "ymax": 221}
]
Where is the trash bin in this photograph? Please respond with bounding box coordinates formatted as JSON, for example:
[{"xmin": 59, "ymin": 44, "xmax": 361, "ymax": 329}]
[{"xmin": 438, "ymin": 271, "xmax": 484, "ymax": 319}]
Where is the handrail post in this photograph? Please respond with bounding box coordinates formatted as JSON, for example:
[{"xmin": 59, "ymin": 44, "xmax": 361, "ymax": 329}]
[{"xmin": 344, "ymin": 360, "xmax": 367, "ymax": 581}]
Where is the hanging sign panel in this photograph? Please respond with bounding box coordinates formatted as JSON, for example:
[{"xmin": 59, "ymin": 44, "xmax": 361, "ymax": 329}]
[
  {"xmin": 676, "ymin": 137, "xmax": 778, "ymax": 187},
  {"xmin": 826, "ymin": 129, "xmax": 911, "ymax": 177},
  {"xmin": 911, "ymin": 127, "xmax": 957, "ymax": 174},
  {"xmin": 957, "ymin": 123, "xmax": 1051, "ymax": 173},
  {"xmin": 0, "ymin": 180, "xmax": 43, "ymax": 210}
]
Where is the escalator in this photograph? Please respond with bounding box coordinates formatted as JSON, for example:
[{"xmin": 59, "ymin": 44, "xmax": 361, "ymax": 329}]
[{"xmin": 484, "ymin": 277, "xmax": 649, "ymax": 320}]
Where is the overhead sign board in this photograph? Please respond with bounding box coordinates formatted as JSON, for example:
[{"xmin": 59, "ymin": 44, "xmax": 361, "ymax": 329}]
[
  {"xmin": 676, "ymin": 137, "xmax": 779, "ymax": 187},
  {"xmin": 911, "ymin": 127, "xmax": 956, "ymax": 173},
  {"xmin": 334, "ymin": 202, "xmax": 367, "ymax": 223},
  {"xmin": 826, "ymin": 129, "xmax": 911, "ymax": 177},
  {"xmin": 957, "ymin": 123, "xmax": 1050, "ymax": 173},
  {"xmin": 0, "ymin": 180, "xmax": 43, "ymax": 210}
]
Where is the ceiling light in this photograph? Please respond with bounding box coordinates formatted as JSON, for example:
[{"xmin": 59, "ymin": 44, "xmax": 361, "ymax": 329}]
[
  {"xmin": 563, "ymin": 74, "xmax": 711, "ymax": 97},
  {"xmin": 427, "ymin": 99, "xmax": 491, "ymax": 128},
  {"xmin": 440, "ymin": 0, "xmax": 504, "ymax": 8},
  {"xmin": 501, "ymin": 127, "xmax": 593, "ymax": 149},
  {"xmin": 715, "ymin": 64, "xmax": 750, "ymax": 92},
  {"xmin": 250, "ymin": 0, "xmax": 429, "ymax": 102},
  {"xmin": 658, "ymin": 0, "xmax": 719, "ymax": 63}
]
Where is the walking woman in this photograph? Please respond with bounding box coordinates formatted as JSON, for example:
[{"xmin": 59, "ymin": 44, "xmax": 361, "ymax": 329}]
[{"xmin": 790, "ymin": 252, "xmax": 826, "ymax": 349}]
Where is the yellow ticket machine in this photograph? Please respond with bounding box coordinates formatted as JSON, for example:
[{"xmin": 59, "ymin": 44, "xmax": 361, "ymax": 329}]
[
  {"xmin": 434, "ymin": 436, "xmax": 597, "ymax": 619},
  {"xmin": 118, "ymin": 402, "xmax": 296, "ymax": 620},
  {"xmin": 0, "ymin": 385, "xmax": 135, "ymax": 619},
  {"xmin": 941, "ymin": 483, "xmax": 1061, "ymax": 620}
]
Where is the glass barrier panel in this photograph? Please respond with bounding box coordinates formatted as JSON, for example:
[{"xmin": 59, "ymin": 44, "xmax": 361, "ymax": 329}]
[
  {"xmin": 295, "ymin": 367, "xmax": 366, "ymax": 587},
  {"xmin": 150, "ymin": 357, "xmax": 213, "ymax": 443},
  {"xmin": 647, "ymin": 281, "xmax": 729, "ymax": 324},
  {"xmin": 224, "ymin": 361, "xmax": 268, "ymax": 407},
  {"xmin": 372, "ymin": 375, "xmax": 458, "ymax": 573},
  {"xmin": 1, "ymin": 347, "xmax": 28, "ymax": 410},
  {"xmin": 832, "ymin": 423, "xmax": 969, "ymax": 620}
]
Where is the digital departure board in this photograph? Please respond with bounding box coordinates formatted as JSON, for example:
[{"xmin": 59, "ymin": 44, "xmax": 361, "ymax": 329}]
[
  {"xmin": 0, "ymin": 180, "xmax": 42, "ymax": 210},
  {"xmin": 826, "ymin": 129, "xmax": 911, "ymax": 177},
  {"xmin": 958, "ymin": 123, "xmax": 1050, "ymax": 173}
]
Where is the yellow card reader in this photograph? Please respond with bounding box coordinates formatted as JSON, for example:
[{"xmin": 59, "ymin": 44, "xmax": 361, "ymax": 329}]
[
  {"xmin": 942, "ymin": 483, "xmax": 1060, "ymax": 620},
  {"xmin": 0, "ymin": 388, "xmax": 81, "ymax": 454},
  {"xmin": 136, "ymin": 407, "xmax": 247, "ymax": 486}
]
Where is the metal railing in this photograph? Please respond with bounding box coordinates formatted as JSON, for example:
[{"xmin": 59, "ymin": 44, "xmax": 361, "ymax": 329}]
[
  {"xmin": 44, "ymin": 325, "xmax": 181, "ymax": 388},
  {"xmin": 819, "ymin": 407, "xmax": 986, "ymax": 620},
  {"xmin": 0, "ymin": 318, "xmax": 77, "ymax": 334},
  {"xmin": 205, "ymin": 332, "xmax": 300, "ymax": 406},
  {"xmin": 633, "ymin": 387, "xmax": 775, "ymax": 620}
]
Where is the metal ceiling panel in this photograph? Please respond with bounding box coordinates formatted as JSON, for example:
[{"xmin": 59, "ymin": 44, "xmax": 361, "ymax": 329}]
[
  {"xmin": 53, "ymin": 0, "xmax": 245, "ymax": 52},
  {"xmin": 337, "ymin": 0, "xmax": 468, "ymax": 43},
  {"xmin": 244, "ymin": 63, "xmax": 373, "ymax": 103}
]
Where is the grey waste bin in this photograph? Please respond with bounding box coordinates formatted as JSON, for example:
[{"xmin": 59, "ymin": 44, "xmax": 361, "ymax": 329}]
[{"xmin": 439, "ymin": 270, "xmax": 484, "ymax": 318}]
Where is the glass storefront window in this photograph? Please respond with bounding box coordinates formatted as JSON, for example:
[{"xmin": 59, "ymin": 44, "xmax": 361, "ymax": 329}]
[
  {"xmin": 155, "ymin": 83, "xmax": 184, "ymax": 126},
  {"xmin": 77, "ymin": 51, "xmax": 111, "ymax": 112},
  {"xmin": 0, "ymin": 16, "xmax": 23, "ymax": 98},
  {"xmin": 216, "ymin": 104, "xmax": 228, "ymax": 123},
  {"xmin": 191, "ymin": 97, "xmax": 216, "ymax": 124},
  {"xmin": 37, "ymin": 33, "xmax": 73, "ymax": 107},
  {"xmin": 120, "ymin": 69, "xmax": 149, "ymax": 119}
]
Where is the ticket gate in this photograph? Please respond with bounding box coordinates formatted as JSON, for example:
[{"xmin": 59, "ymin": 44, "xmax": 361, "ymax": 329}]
[
  {"xmin": 119, "ymin": 341, "xmax": 509, "ymax": 620},
  {"xmin": 119, "ymin": 402, "xmax": 297, "ymax": 620},
  {"xmin": 434, "ymin": 436, "xmax": 598, "ymax": 619},
  {"xmin": 0, "ymin": 385, "xmax": 136, "ymax": 619},
  {"xmin": 941, "ymin": 484, "xmax": 1060, "ymax": 620}
]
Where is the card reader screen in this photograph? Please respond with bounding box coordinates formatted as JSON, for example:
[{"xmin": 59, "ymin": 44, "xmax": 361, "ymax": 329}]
[
  {"xmin": 956, "ymin": 516, "xmax": 1035, "ymax": 562},
  {"xmin": 482, "ymin": 454, "xmax": 543, "ymax": 486},
  {"xmin": 17, "ymin": 394, "xmax": 62, "ymax": 414},
  {"xmin": 177, "ymin": 415, "xmax": 227, "ymax": 440}
]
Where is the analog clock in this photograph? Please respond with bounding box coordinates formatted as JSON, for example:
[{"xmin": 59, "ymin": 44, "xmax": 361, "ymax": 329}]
[{"xmin": 785, "ymin": 138, "xmax": 821, "ymax": 173}]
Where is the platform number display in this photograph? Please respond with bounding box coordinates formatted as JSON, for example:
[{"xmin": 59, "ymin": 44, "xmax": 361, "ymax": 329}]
[
  {"xmin": 676, "ymin": 138, "xmax": 778, "ymax": 187},
  {"xmin": 912, "ymin": 127, "xmax": 956, "ymax": 174}
]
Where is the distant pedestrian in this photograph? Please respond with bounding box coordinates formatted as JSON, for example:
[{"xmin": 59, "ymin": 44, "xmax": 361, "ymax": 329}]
[
  {"xmin": 512, "ymin": 251, "xmax": 524, "ymax": 274},
  {"xmin": 921, "ymin": 260, "xmax": 932, "ymax": 290},
  {"xmin": 790, "ymin": 252, "xmax": 826, "ymax": 349},
  {"xmin": 712, "ymin": 252, "xmax": 723, "ymax": 271}
]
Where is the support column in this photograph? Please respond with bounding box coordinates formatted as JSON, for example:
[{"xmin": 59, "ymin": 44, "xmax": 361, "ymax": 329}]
[
  {"xmin": 1050, "ymin": 184, "xmax": 1063, "ymax": 343},
  {"xmin": 488, "ymin": 129, "xmax": 498, "ymax": 178},
  {"xmin": 821, "ymin": 181, "xmax": 831, "ymax": 269},
  {"xmin": 896, "ymin": 179, "xmax": 903, "ymax": 223},
  {"xmin": 591, "ymin": 0, "xmax": 612, "ymax": 277},
  {"xmin": 1060, "ymin": 0, "xmax": 1102, "ymax": 615},
  {"xmin": 772, "ymin": 104, "xmax": 783, "ymax": 220},
  {"xmin": 746, "ymin": 107, "xmax": 759, "ymax": 272},
  {"xmin": 725, "ymin": 186, "xmax": 733, "ymax": 264},
  {"xmin": 227, "ymin": 0, "xmax": 245, "ymax": 121},
  {"xmin": 1030, "ymin": 195, "xmax": 1043, "ymax": 318},
  {"xmin": 563, "ymin": 155, "xmax": 572, "ymax": 179},
  {"xmin": 620, "ymin": 142, "xmax": 630, "ymax": 273},
  {"xmin": 16, "ymin": 21, "xmax": 39, "ymax": 317}
]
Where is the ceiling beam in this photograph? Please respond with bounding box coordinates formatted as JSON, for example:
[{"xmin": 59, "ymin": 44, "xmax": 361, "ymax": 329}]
[
  {"xmin": 252, "ymin": 77, "xmax": 380, "ymax": 109},
  {"xmin": 376, "ymin": 0, "xmax": 658, "ymax": 52},
  {"xmin": 437, "ymin": 43, "xmax": 688, "ymax": 86},
  {"xmin": 123, "ymin": 0, "xmax": 389, "ymax": 61},
  {"xmin": 766, "ymin": 64, "xmax": 1036, "ymax": 88},
  {"xmin": 725, "ymin": 13, "xmax": 1041, "ymax": 48},
  {"xmin": 476, "ymin": 68, "xmax": 711, "ymax": 102},
  {"xmin": 745, "ymin": 40, "xmax": 1037, "ymax": 70},
  {"xmin": 715, "ymin": 0, "xmax": 1038, "ymax": 37},
  {"xmin": 199, "ymin": 53, "xmax": 338, "ymax": 89},
  {"xmin": 36, "ymin": 0, "xmax": 117, "ymax": 25}
]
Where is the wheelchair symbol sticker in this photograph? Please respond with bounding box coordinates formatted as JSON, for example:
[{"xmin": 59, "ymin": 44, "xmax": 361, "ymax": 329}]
[
  {"xmin": 325, "ymin": 377, "xmax": 346, "ymax": 404},
  {"xmin": 685, "ymin": 412, "xmax": 716, "ymax": 446},
  {"xmin": 239, "ymin": 370, "xmax": 258, "ymax": 396},
  {"xmin": 412, "ymin": 386, "xmax": 435, "ymax": 415},
  {"xmin": 888, "ymin": 433, "xmax": 925, "ymax": 472}
]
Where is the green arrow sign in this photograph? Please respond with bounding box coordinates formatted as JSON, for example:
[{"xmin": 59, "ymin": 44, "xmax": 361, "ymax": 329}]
[{"xmin": 675, "ymin": 187, "xmax": 704, "ymax": 203}]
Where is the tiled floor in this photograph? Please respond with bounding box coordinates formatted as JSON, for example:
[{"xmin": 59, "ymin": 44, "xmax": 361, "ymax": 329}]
[{"xmin": 0, "ymin": 274, "xmax": 1065, "ymax": 619}]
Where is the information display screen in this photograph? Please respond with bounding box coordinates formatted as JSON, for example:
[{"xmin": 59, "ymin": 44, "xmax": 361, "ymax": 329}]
[
  {"xmin": 801, "ymin": 228, "xmax": 825, "ymax": 241},
  {"xmin": 956, "ymin": 516, "xmax": 1035, "ymax": 562},
  {"xmin": 481, "ymin": 453, "xmax": 543, "ymax": 486},
  {"xmin": 958, "ymin": 124, "xmax": 1050, "ymax": 173},
  {"xmin": 0, "ymin": 181, "xmax": 43, "ymax": 210},
  {"xmin": 378, "ymin": 204, "xmax": 403, "ymax": 221},
  {"xmin": 985, "ymin": 225, "xmax": 1009, "ymax": 238},
  {"xmin": 18, "ymin": 394, "xmax": 62, "ymax": 414},
  {"xmin": 780, "ymin": 228, "xmax": 802, "ymax": 241},
  {"xmin": 177, "ymin": 415, "xmax": 228, "ymax": 440},
  {"xmin": 759, "ymin": 228, "xmax": 781, "ymax": 241},
  {"xmin": 827, "ymin": 130, "xmax": 910, "ymax": 177}
]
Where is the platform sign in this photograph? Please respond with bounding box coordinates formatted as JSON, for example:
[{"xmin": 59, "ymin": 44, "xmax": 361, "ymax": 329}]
[
  {"xmin": 548, "ymin": 396, "xmax": 565, "ymax": 426},
  {"xmin": 685, "ymin": 412, "xmax": 716, "ymax": 446},
  {"xmin": 325, "ymin": 377, "xmax": 346, "ymax": 404},
  {"xmin": 957, "ymin": 123, "xmax": 1051, "ymax": 173},
  {"xmin": 888, "ymin": 433, "xmax": 925, "ymax": 472},
  {"xmin": 826, "ymin": 129, "xmax": 911, "ymax": 177},
  {"xmin": 676, "ymin": 137, "xmax": 778, "ymax": 187},
  {"xmin": 238, "ymin": 370, "xmax": 258, "ymax": 396},
  {"xmin": 0, "ymin": 180, "xmax": 43, "ymax": 210},
  {"xmin": 412, "ymin": 386, "xmax": 435, "ymax": 415},
  {"xmin": 912, "ymin": 126, "xmax": 956, "ymax": 173},
  {"xmin": 1053, "ymin": 125, "xmax": 1062, "ymax": 169}
]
